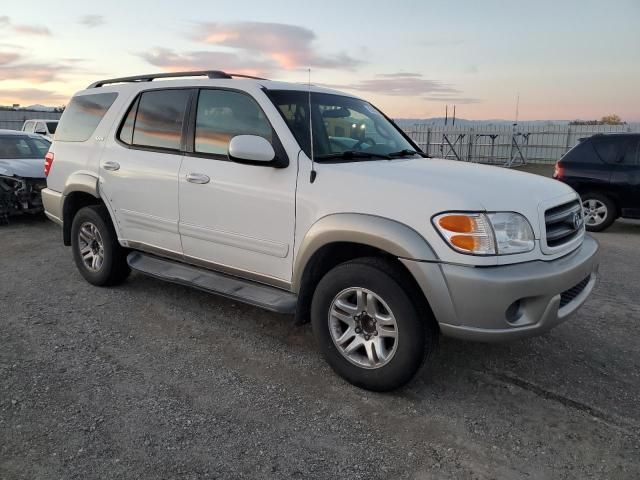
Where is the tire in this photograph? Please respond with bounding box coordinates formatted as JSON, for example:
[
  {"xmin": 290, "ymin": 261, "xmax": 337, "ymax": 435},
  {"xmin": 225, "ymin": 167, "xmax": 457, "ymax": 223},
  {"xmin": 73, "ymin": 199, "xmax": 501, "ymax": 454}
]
[
  {"xmin": 71, "ymin": 205, "xmax": 130, "ymax": 286},
  {"xmin": 311, "ymin": 257, "xmax": 437, "ymax": 391},
  {"xmin": 581, "ymin": 192, "xmax": 617, "ymax": 232}
]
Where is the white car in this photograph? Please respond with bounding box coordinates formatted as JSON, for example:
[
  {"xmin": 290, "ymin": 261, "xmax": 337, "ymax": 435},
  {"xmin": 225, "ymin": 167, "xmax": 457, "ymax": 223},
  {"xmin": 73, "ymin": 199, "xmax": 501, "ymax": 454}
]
[
  {"xmin": 41, "ymin": 71, "xmax": 599, "ymax": 391},
  {"xmin": 22, "ymin": 119, "xmax": 58, "ymax": 141}
]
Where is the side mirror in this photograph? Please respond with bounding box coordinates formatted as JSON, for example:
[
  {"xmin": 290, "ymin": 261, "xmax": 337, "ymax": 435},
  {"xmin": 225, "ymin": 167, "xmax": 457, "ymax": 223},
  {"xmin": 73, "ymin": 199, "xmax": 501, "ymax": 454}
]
[{"xmin": 228, "ymin": 135, "xmax": 275, "ymax": 164}]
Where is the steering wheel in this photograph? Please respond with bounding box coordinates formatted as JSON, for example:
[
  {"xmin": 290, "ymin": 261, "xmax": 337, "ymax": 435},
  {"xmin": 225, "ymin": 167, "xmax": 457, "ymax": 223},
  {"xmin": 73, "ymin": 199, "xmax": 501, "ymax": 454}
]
[{"xmin": 352, "ymin": 137, "xmax": 377, "ymax": 150}]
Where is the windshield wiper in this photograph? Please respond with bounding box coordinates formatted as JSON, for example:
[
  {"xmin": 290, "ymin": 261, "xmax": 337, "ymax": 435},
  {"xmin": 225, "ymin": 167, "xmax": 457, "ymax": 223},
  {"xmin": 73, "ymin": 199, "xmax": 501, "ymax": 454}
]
[
  {"xmin": 387, "ymin": 149, "xmax": 430, "ymax": 158},
  {"xmin": 315, "ymin": 150, "xmax": 392, "ymax": 162}
]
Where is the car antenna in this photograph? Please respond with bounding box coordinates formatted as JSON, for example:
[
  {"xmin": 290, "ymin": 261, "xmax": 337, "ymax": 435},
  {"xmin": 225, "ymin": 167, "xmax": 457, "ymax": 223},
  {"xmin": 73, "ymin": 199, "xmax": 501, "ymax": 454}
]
[{"xmin": 308, "ymin": 68, "xmax": 317, "ymax": 183}]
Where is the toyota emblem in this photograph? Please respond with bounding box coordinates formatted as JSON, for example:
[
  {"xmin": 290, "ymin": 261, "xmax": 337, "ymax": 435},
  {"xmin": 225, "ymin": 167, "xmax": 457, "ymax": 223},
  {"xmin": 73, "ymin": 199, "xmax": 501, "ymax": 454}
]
[{"xmin": 572, "ymin": 212, "xmax": 583, "ymax": 230}]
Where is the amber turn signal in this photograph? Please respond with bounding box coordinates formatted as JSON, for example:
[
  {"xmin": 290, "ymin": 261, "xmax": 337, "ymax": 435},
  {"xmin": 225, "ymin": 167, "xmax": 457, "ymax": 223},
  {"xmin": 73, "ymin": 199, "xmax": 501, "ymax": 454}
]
[{"xmin": 438, "ymin": 215, "xmax": 475, "ymax": 233}]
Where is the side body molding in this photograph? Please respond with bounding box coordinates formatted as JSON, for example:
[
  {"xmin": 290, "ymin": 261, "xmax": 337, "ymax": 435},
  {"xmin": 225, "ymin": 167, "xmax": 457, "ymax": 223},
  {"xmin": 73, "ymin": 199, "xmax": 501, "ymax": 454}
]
[
  {"xmin": 63, "ymin": 173, "xmax": 99, "ymax": 197},
  {"xmin": 292, "ymin": 213, "xmax": 438, "ymax": 292}
]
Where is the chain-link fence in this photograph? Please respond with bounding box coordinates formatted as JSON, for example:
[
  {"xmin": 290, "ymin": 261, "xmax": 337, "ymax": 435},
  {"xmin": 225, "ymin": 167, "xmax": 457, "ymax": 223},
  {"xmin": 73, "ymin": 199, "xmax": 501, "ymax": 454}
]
[{"xmin": 404, "ymin": 123, "xmax": 640, "ymax": 165}]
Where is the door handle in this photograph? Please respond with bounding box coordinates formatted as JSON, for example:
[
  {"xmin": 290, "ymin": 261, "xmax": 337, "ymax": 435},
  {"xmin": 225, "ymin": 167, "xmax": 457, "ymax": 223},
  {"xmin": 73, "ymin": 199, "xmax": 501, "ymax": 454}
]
[
  {"xmin": 103, "ymin": 161, "xmax": 120, "ymax": 171},
  {"xmin": 186, "ymin": 173, "xmax": 210, "ymax": 184}
]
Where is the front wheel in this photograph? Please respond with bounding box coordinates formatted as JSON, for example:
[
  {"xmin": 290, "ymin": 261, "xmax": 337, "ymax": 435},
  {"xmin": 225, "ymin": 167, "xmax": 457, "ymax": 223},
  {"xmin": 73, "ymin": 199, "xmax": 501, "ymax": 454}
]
[
  {"xmin": 311, "ymin": 258, "xmax": 437, "ymax": 391},
  {"xmin": 582, "ymin": 192, "xmax": 616, "ymax": 232}
]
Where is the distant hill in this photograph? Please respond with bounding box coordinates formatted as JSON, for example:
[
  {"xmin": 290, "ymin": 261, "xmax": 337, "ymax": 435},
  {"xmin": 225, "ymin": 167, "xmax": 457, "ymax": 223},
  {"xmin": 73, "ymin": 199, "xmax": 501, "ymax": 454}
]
[{"xmin": 24, "ymin": 104, "xmax": 59, "ymax": 112}]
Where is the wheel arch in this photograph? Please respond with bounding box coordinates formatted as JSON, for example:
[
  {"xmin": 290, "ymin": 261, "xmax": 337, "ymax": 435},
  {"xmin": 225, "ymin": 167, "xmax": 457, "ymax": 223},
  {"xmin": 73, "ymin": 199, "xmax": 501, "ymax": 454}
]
[
  {"xmin": 61, "ymin": 173, "xmax": 108, "ymax": 246},
  {"xmin": 291, "ymin": 214, "xmax": 438, "ymax": 325}
]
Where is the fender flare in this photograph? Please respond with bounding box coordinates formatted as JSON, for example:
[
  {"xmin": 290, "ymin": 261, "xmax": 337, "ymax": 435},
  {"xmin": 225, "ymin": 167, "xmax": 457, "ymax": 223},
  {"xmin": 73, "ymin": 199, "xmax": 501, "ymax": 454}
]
[
  {"xmin": 291, "ymin": 213, "xmax": 438, "ymax": 292},
  {"xmin": 62, "ymin": 173, "xmax": 99, "ymax": 197}
]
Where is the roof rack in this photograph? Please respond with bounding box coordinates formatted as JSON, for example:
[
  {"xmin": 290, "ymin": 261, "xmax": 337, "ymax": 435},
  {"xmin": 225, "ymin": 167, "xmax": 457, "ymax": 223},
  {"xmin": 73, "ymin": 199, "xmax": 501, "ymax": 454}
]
[{"xmin": 87, "ymin": 70, "xmax": 268, "ymax": 88}]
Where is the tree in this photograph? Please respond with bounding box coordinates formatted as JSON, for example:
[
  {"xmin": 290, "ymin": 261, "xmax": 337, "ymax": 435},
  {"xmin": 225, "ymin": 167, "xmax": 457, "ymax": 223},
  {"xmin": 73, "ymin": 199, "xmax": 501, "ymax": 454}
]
[
  {"xmin": 569, "ymin": 114, "xmax": 625, "ymax": 126},
  {"xmin": 600, "ymin": 114, "xmax": 624, "ymax": 125}
]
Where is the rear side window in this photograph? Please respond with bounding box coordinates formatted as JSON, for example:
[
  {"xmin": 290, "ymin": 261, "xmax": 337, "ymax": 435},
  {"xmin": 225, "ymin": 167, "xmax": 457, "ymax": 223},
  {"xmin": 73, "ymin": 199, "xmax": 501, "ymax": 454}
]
[
  {"xmin": 22, "ymin": 121, "xmax": 34, "ymax": 132},
  {"xmin": 31, "ymin": 137, "xmax": 51, "ymax": 156},
  {"xmin": 592, "ymin": 136, "xmax": 629, "ymax": 164},
  {"xmin": 195, "ymin": 89, "xmax": 272, "ymax": 155},
  {"xmin": 119, "ymin": 89, "xmax": 189, "ymax": 151},
  {"xmin": 563, "ymin": 140, "xmax": 601, "ymax": 164},
  {"xmin": 56, "ymin": 93, "xmax": 117, "ymax": 142},
  {"xmin": 118, "ymin": 97, "xmax": 139, "ymax": 145},
  {"xmin": 0, "ymin": 136, "xmax": 48, "ymax": 159}
]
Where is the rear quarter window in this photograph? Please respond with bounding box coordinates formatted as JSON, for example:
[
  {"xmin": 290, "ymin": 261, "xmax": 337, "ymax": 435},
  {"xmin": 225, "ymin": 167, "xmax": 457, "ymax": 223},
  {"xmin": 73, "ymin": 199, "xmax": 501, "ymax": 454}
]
[
  {"xmin": 56, "ymin": 92, "xmax": 118, "ymax": 142},
  {"xmin": 562, "ymin": 140, "xmax": 602, "ymax": 164},
  {"xmin": 592, "ymin": 136, "xmax": 629, "ymax": 164}
]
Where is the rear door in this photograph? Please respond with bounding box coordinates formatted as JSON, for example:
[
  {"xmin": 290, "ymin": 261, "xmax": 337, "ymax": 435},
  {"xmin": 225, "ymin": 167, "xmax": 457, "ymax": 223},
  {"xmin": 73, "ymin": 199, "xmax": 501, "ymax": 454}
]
[
  {"xmin": 178, "ymin": 88, "xmax": 296, "ymax": 285},
  {"xmin": 99, "ymin": 88, "xmax": 192, "ymax": 254},
  {"xmin": 561, "ymin": 138, "xmax": 612, "ymax": 191},
  {"xmin": 592, "ymin": 135, "xmax": 637, "ymax": 208},
  {"xmin": 610, "ymin": 136, "xmax": 640, "ymax": 212}
]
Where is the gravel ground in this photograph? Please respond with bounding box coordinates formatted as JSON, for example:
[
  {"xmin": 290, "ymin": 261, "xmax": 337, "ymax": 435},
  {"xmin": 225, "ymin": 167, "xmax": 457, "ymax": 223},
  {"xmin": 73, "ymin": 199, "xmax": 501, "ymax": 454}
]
[{"xmin": 1, "ymin": 216, "xmax": 639, "ymax": 479}]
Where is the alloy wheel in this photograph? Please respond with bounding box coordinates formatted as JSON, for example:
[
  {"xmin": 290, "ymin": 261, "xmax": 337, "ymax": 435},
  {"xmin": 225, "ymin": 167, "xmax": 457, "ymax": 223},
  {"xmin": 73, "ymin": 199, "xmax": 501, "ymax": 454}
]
[
  {"xmin": 582, "ymin": 199, "xmax": 608, "ymax": 227},
  {"xmin": 78, "ymin": 221, "xmax": 105, "ymax": 272},
  {"xmin": 328, "ymin": 287, "xmax": 399, "ymax": 369}
]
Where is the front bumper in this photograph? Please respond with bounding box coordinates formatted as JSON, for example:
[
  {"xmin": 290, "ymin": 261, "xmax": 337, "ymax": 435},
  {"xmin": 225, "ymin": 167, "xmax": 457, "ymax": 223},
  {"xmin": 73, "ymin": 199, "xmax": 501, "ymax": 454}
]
[{"xmin": 402, "ymin": 235, "xmax": 599, "ymax": 341}]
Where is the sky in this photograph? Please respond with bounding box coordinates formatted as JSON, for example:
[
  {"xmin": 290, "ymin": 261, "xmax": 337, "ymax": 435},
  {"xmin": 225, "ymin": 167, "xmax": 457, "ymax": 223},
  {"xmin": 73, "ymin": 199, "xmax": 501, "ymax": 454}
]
[{"xmin": 0, "ymin": 0, "xmax": 639, "ymax": 120}]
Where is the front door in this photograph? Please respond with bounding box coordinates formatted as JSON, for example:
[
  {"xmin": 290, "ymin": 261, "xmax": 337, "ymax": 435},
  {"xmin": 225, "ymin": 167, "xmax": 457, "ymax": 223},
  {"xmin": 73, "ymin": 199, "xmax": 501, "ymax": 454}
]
[
  {"xmin": 178, "ymin": 88, "xmax": 297, "ymax": 285},
  {"xmin": 99, "ymin": 88, "xmax": 191, "ymax": 254}
]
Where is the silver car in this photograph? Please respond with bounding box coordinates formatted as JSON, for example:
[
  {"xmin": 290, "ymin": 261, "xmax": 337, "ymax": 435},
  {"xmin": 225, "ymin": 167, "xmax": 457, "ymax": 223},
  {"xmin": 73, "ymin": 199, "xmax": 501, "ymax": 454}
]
[{"xmin": 0, "ymin": 130, "xmax": 50, "ymax": 224}]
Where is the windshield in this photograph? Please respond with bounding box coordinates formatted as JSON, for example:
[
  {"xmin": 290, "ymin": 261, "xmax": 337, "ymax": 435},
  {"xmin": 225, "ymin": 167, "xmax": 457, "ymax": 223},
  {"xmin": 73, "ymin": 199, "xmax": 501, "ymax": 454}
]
[
  {"xmin": 47, "ymin": 122, "xmax": 58, "ymax": 134},
  {"xmin": 0, "ymin": 136, "xmax": 50, "ymax": 159},
  {"xmin": 267, "ymin": 91, "xmax": 418, "ymax": 160}
]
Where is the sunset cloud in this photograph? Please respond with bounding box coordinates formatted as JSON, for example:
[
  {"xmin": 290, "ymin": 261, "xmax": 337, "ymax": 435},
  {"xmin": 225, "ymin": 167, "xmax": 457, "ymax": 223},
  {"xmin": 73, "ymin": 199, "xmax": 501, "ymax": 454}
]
[
  {"xmin": 0, "ymin": 51, "xmax": 80, "ymax": 82},
  {"xmin": 0, "ymin": 87, "xmax": 67, "ymax": 105},
  {"xmin": 0, "ymin": 16, "xmax": 51, "ymax": 36},
  {"xmin": 78, "ymin": 15, "xmax": 106, "ymax": 27},
  {"xmin": 139, "ymin": 47, "xmax": 276, "ymax": 77},
  {"xmin": 424, "ymin": 95, "xmax": 481, "ymax": 104},
  {"xmin": 192, "ymin": 21, "xmax": 362, "ymax": 70},
  {"xmin": 326, "ymin": 73, "xmax": 457, "ymax": 96},
  {"xmin": 12, "ymin": 24, "xmax": 51, "ymax": 36}
]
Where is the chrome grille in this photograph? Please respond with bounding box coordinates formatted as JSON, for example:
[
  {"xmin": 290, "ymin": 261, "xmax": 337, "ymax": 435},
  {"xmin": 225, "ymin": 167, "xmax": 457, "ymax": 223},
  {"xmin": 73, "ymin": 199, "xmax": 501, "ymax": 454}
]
[{"xmin": 545, "ymin": 199, "xmax": 583, "ymax": 248}]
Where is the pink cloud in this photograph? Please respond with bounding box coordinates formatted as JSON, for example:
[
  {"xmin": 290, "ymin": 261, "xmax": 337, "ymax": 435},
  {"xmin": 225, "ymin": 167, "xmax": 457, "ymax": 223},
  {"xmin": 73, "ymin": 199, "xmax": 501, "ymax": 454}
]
[
  {"xmin": 0, "ymin": 87, "xmax": 67, "ymax": 105},
  {"xmin": 12, "ymin": 24, "xmax": 51, "ymax": 36},
  {"xmin": 192, "ymin": 21, "xmax": 362, "ymax": 71},
  {"xmin": 0, "ymin": 16, "xmax": 51, "ymax": 36},
  {"xmin": 139, "ymin": 47, "xmax": 276, "ymax": 77},
  {"xmin": 325, "ymin": 73, "xmax": 480, "ymax": 104},
  {"xmin": 0, "ymin": 50, "xmax": 82, "ymax": 82}
]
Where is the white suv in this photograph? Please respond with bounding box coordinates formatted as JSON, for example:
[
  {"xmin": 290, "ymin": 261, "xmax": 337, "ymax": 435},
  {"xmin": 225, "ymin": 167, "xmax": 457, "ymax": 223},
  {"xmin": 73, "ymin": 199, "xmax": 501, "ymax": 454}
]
[{"xmin": 42, "ymin": 71, "xmax": 599, "ymax": 391}]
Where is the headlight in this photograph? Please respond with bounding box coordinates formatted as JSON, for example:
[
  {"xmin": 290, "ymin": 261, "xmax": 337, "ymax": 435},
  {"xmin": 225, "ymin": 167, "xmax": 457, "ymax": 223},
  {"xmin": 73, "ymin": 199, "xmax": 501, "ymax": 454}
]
[{"xmin": 433, "ymin": 212, "xmax": 535, "ymax": 255}]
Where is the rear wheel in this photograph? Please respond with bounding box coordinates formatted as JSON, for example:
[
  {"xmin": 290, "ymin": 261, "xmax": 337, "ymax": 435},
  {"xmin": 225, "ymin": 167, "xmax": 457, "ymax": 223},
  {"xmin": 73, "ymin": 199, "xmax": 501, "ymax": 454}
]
[
  {"xmin": 311, "ymin": 257, "xmax": 437, "ymax": 391},
  {"xmin": 581, "ymin": 192, "xmax": 616, "ymax": 232},
  {"xmin": 71, "ymin": 205, "xmax": 130, "ymax": 286}
]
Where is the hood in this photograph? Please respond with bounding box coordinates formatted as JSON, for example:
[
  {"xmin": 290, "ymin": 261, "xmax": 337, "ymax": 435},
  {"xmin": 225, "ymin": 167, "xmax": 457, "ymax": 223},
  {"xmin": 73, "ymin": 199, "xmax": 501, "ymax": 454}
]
[
  {"xmin": 0, "ymin": 158, "xmax": 45, "ymax": 178},
  {"xmin": 310, "ymin": 157, "xmax": 578, "ymax": 244},
  {"xmin": 338, "ymin": 157, "xmax": 574, "ymax": 210}
]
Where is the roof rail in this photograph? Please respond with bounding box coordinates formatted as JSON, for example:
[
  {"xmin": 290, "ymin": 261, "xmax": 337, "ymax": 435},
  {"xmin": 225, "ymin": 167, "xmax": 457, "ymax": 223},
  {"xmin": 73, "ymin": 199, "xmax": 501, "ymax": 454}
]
[{"xmin": 87, "ymin": 70, "xmax": 268, "ymax": 88}]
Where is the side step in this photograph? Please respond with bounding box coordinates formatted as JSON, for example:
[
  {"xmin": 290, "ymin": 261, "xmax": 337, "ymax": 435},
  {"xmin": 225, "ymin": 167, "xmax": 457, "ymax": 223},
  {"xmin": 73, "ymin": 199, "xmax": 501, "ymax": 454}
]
[{"xmin": 127, "ymin": 252, "xmax": 297, "ymax": 314}]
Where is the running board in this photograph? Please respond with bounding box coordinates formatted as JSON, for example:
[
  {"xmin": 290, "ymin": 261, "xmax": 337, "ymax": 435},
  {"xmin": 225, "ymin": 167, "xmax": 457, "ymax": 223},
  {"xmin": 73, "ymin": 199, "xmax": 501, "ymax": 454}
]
[{"xmin": 127, "ymin": 252, "xmax": 297, "ymax": 314}]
